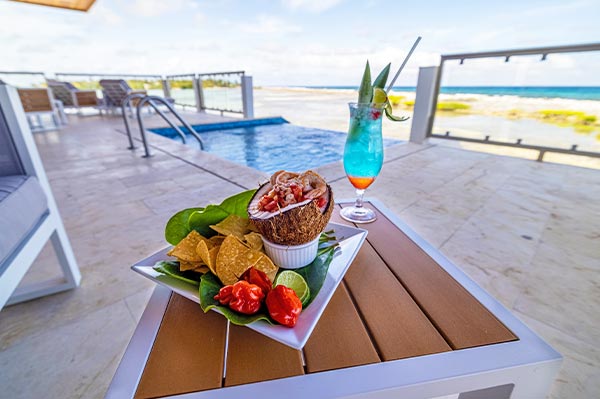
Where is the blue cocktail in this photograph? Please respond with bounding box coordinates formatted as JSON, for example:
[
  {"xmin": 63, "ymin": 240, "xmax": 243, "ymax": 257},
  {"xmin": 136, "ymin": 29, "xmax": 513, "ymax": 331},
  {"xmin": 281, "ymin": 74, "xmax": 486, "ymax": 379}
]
[
  {"xmin": 341, "ymin": 55, "xmax": 414, "ymax": 222},
  {"xmin": 340, "ymin": 102, "xmax": 384, "ymax": 223}
]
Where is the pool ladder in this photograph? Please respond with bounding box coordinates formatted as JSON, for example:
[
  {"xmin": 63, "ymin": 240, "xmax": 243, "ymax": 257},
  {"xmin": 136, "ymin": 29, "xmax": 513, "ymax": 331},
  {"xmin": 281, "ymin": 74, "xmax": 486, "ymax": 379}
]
[{"xmin": 122, "ymin": 94, "xmax": 204, "ymax": 158}]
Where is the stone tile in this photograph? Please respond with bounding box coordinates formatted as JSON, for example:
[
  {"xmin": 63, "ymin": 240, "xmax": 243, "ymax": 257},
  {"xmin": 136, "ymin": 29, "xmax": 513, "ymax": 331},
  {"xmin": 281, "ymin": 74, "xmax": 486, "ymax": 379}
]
[
  {"xmin": 124, "ymin": 287, "xmax": 155, "ymax": 324},
  {"xmin": 515, "ymin": 311, "xmax": 600, "ymax": 399},
  {"xmin": 514, "ymin": 243, "xmax": 600, "ymax": 347},
  {"xmin": 0, "ymin": 299, "xmax": 136, "ymax": 399},
  {"xmin": 443, "ymin": 249, "xmax": 531, "ymax": 310},
  {"xmin": 17, "ymin": 240, "xmax": 64, "ymax": 286},
  {"xmin": 143, "ymin": 179, "xmax": 242, "ymax": 215},
  {"xmin": 0, "ymin": 257, "xmax": 155, "ymax": 352}
]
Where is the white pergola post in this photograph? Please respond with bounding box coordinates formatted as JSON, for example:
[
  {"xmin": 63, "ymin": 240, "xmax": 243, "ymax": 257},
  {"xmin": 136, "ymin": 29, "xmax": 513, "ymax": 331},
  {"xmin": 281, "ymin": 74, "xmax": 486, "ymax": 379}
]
[
  {"xmin": 161, "ymin": 78, "xmax": 171, "ymax": 99},
  {"xmin": 194, "ymin": 76, "xmax": 205, "ymax": 113},
  {"xmin": 409, "ymin": 66, "xmax": 440, "ymax": 144},
  {"xmin": 241, "ymin": 75, "xmax": 254, "ymax": 119}
]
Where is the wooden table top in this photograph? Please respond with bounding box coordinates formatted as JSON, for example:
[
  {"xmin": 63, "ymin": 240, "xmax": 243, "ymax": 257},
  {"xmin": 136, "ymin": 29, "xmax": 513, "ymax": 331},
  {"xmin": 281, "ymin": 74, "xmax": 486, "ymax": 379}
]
[{"xmin": 130, "ymin": 201, "xmax": 518, "ymax": 399}]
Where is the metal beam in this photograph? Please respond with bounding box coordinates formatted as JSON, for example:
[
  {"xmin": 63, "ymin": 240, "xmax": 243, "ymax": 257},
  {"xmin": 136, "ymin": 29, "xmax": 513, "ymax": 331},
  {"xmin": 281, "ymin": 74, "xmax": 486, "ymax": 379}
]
[{"xmin": 441, "ymin": 42, "xmax": 600, "ymax": 61}]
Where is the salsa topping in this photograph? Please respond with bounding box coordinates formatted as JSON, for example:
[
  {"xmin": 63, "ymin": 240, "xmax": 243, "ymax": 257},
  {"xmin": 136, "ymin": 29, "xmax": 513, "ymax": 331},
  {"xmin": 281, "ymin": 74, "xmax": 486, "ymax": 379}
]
[{"xmin": 257, "ymin": 170, "xmax": 327, "ymax": 212}]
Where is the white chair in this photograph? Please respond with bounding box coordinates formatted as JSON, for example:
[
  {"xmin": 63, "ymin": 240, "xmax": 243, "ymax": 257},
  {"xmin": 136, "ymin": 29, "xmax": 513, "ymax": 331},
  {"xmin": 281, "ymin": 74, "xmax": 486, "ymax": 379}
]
[{"xmin": 0, "ymin": 82, "xmax": 81, "ymax": 309}]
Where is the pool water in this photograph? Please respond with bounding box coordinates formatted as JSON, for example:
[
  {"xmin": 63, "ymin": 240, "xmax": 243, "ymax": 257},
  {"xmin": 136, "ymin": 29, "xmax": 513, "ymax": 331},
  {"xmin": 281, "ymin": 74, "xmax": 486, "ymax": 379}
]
[{"xmin": 150, "ymin": 118, "xmax": 400, "ymax": 174}]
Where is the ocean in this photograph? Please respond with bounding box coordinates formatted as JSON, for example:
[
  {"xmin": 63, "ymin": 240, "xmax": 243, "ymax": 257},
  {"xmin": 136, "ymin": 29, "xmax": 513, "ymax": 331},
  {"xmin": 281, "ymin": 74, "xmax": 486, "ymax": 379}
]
[{"xmin": 298, "ymin": 86, "xmax": 600, "ymax": 101}]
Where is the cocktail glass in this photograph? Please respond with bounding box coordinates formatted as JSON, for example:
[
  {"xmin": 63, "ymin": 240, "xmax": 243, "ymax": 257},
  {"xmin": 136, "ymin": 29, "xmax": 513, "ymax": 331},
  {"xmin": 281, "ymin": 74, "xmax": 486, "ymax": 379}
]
[{"xmin": 340, "ymin": 102, "xmax": 384, "ymax": 223}]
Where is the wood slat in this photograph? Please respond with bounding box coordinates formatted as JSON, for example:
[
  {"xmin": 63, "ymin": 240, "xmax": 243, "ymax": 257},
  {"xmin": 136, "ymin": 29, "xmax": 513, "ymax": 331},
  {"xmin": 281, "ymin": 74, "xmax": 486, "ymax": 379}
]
[
  {"xmin": 135, "ymin": 294, "xmax": 227, "ymax": 399},
  {"xmin": 225, "ymin": 325, "xmax": 304, "ymax": 387},
  {"xmin": 17, "ymin": 89, "xmax": 52, "ymax": 113},
  {"xmin": 332, "ymin": 208, "xmax": 452, "ymax": 360},
  {"xmin": 342, "ymin": 203, "xmax": 517, "ymax": 349},
  {"xmin": 303, "ymin": 283, "xmax": 380, "ymax": 372}
]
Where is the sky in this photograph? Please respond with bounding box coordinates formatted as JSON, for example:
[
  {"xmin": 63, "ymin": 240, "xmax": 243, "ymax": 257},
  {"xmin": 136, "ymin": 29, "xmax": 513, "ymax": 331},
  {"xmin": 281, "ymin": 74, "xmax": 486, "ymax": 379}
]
[{"xmin": 1, "ymin": 0, "xmax": 600, "ymax": 86}]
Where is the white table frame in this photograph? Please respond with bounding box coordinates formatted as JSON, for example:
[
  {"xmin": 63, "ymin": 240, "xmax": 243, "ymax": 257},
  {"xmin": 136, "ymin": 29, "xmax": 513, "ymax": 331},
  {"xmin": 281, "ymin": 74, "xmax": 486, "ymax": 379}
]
[{"xmin": 106, "ymin": 199, "xmax": 561, "ymax": 399}]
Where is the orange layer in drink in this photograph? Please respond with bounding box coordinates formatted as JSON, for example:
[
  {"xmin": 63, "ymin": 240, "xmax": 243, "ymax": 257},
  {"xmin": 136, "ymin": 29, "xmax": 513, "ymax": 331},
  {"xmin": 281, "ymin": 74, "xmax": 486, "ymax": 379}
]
[{"xmin": 348, "ymin": 176, "xmax": 375, "ymax": 190}]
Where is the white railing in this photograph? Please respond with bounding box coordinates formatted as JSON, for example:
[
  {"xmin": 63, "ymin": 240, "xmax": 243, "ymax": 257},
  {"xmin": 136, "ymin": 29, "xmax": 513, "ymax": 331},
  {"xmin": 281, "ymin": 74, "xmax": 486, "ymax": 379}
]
[
  {"xmin": 0, "ymin": 70, "xmax": 254, "ymax": 118},
  {"xmin": 409, "ymin": 42, "xmax": 600, "ymax": 162}
]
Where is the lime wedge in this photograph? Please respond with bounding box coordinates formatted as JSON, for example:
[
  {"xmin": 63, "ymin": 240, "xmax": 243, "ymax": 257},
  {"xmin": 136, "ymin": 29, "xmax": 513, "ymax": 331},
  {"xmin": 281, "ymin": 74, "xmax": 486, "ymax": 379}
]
[
  {"xmin": 372, "ymin": 87, "xmax": 387, "ymax": 106},
  {"xmin": 275, "ymin": 270, "xmax": 310, "ymax": 305}
]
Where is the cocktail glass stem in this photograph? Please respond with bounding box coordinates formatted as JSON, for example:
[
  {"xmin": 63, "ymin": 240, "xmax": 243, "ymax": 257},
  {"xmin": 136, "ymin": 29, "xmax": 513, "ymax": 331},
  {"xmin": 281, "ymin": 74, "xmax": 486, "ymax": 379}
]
[{"xmin": 354, "ymin": 189, "xmax": 365, "ymax": 209}]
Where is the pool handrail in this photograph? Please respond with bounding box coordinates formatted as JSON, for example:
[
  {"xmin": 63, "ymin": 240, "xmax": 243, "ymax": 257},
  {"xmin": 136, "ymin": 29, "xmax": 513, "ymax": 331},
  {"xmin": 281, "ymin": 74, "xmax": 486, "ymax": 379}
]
[
  {"xmin": 135, "ymin": 95, "xmax": 204, "ymax": 158},
  {"xmin": 121, "ymin": 93, "xmax": 148, "ymax": 150}
]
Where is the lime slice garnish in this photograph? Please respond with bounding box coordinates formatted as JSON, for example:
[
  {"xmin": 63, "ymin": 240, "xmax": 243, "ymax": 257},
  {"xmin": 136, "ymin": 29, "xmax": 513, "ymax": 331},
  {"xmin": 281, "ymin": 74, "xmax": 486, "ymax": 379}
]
[
  {"xmin": 275, "ymin": 270, "xmax": 310, "ymax": 305},
  {"xmin": 372, "ymin": 87, "xmax": 387, "ymax": 105}
]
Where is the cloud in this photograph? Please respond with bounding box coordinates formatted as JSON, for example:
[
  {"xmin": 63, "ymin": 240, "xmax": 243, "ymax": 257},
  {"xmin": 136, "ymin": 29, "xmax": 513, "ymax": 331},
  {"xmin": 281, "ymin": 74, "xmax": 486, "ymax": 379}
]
[
  {"xmin": 282, "ymin": 0, "xmax": 343, "ymax": 13},
  {"xmin": 195, "ymin": 12, "xmax": 205, "ymax": 23},
  {"xmin": 129, "ymin": 0, "xmax": 195, "ymax": 17},
  {"xmin": 89, "ymin": 3, "xmax": 123, "ymax": 25},
  {"xmin": 240, "ymin": 15, "xmax": 302, "ymax": 34}
]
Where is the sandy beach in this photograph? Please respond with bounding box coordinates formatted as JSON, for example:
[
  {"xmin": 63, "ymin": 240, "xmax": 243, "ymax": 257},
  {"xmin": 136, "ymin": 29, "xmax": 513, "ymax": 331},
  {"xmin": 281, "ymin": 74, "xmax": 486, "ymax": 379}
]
[{"xmin": 253, "ymin": 86, "xmax": 600, "ymax": 169}]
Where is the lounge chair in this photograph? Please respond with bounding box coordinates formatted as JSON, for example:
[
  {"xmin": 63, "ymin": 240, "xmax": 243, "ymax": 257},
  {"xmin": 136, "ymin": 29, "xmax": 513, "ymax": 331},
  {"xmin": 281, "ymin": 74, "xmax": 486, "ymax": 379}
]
[
  {"xmin": 99, "ymin": 79, "xmax": 147, "ymax": 113},
  {"xmin": 46, "ymin": 79, "xmax": 100, "ymax": 112},
  {"xmin": 99, "ymin": 79, "xmax": 174, "ymax": 115},
  {"xmin": 17, "ymin": 87, "xmax": 65, "ymax": 131},
  {"xmin": 0, "ymin": 82, "xmax": 81, "ymax": 310}
]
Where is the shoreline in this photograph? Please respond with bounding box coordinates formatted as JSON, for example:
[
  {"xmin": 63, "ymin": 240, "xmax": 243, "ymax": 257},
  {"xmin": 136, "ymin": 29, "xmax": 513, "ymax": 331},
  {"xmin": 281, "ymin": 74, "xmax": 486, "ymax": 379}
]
[
  {"xmin": 263, "ymin": 85, "xmax": 600, "ymax": 101},
  {"xmin": 253, "ymin": 86, "xmax": 600, "ymax": 170},
  {"xmin": 259, "ymin": 86, "xmax": 600, "ymax": 117}
]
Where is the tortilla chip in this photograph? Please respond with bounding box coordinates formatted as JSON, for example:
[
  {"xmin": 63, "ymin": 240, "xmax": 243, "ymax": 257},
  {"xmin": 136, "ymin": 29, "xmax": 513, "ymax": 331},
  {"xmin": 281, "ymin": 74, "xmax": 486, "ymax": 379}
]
[
  {"xmin": 244, "ymin": 232, "xmax": 263, "ymax": 251},
  {"xmin": 197, "ymin": 240, "xmax": 220, "ymax": 275},
  {"xmin": 198, "ymin": 234, "xmax": 213, "ymax": 249},
  {"xmin": 215, "ymin": 234, "xmax": 278, "ymax": 286},
  {"xmin": 192, "ymin": 265, "xmax": 210, "ymax": 274},
  {"xmin": 167, "ymin": 230, "xmax": 204, "ymax": 262},
  {"xmin": 179, "ymin": 260, "xmax": 204, "ymax": 271},
  {"xmin": 210, "ymin": 215, "xmax": 250, "ymax": 240},
  {"xmin": 252, "ymin": 253, "xmax": 278, "ymax": 283},
  {"xmin": 216, "ymin": 235, "xmax": 252, "ymax": 285},
  {"xmin": 207, "ymin": 247, "xmax": 220, "ymax": 275},
  {"xmin": 209, "ymin": 235, "xmax": 226, "ymax": 246}
]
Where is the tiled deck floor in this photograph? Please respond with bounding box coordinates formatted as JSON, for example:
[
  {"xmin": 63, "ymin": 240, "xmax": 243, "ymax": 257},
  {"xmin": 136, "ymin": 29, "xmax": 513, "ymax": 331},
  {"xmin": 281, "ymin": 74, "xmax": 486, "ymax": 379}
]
[{"xmin": 0, "ymin": 113, "xmax": 598, "ymax": 398}]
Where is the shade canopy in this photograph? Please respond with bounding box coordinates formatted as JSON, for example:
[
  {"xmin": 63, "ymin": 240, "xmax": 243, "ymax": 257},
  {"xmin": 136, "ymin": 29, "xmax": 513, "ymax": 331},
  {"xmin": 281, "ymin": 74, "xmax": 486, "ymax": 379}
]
[{"xmin": 10, "ymin": 0, "xmax": 96, "ymax": 12}]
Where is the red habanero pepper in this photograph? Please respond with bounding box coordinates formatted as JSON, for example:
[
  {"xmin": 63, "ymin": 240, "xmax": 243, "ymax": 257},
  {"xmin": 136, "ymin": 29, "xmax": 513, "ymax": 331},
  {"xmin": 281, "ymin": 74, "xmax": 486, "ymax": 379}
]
[
  {"xmin": 241, "ymin": 267, "xmax": 272, "ymax": 296},
  {"xmin": 266, "ymin": 285, "xmax": 302, "ymax": 327},
  {"xmin": 214, "ymin": 281, "xmax": 265, "ymax": 315}
]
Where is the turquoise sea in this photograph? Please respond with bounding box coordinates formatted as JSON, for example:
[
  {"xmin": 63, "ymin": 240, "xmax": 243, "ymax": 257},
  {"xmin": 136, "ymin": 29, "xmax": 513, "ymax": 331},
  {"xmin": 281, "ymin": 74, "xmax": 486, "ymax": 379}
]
[{"xmin": 300, "ymin": 86, "xmax": 600, "ymax": 101}]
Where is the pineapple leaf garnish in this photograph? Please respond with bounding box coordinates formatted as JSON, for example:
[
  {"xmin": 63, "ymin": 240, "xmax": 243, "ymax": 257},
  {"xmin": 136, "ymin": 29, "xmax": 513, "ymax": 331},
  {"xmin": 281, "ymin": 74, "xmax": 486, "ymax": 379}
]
[
  {"xmin": 357, "ymin": 60, "xmax": 372, "ymax": 104},
  {"xmin": 372, "ymin": 63, "xmax": 390, "ymax": 89}
]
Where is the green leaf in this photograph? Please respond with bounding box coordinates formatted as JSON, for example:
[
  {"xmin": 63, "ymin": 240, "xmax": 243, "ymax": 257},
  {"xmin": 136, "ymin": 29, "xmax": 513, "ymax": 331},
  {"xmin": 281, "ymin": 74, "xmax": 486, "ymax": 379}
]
[
  {"xmin": 188, "ymin": 205, "xmax": 230, "ymax": 237},
  {"xmin": 171, "ymin": 189, "xmax": 257, "ymax": 239},
  {"xmin": 219, "ymin": 189, "xmax": 257, "ymax": 217},
  {"xmin": 153, "ymin": 261, "xmax": 200, "ymax": 285},
  {"xmin": 384, "ymin": 105, "xmax": 410, "ymax": 122},
  {"xmin": 372, "ymin": 63, "xmax": 391, "ymax": 89},
  {"xmin": 165, "ymin": 207, "xmax": 204, "ymax": 245},
  {"xmin": 357, "ymin": 60, "xmax": 372, "ymax": 104},
  {"xmin": 199, "ymin": 272, "xmax": 273, "ymax": 325}
]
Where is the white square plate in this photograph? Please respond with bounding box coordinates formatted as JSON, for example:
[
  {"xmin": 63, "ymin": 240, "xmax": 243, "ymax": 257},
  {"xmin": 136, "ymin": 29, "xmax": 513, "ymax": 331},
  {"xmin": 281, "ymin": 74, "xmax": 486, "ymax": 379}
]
[{"xmin": 131, "ymin": 222, "xmax": 367, "ymax": 349}]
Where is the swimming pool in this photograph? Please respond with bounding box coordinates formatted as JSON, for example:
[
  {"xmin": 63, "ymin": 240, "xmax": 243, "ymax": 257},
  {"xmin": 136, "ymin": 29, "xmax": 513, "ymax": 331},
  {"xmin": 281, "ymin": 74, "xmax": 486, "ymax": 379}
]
[{"xmin": 150, "ymin": 118, "xmax": 400, "ymax": 174}]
